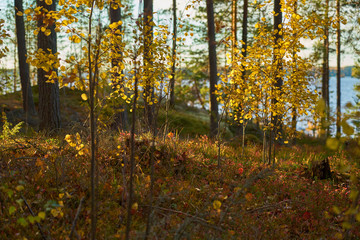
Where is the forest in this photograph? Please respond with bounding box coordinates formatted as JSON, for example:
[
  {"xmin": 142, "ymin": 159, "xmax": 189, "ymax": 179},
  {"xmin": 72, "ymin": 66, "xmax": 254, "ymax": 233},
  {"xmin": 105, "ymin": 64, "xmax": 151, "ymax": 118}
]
[{"xmin": 0, "ymin": 0, "xmax": 360, "ymax": 239}]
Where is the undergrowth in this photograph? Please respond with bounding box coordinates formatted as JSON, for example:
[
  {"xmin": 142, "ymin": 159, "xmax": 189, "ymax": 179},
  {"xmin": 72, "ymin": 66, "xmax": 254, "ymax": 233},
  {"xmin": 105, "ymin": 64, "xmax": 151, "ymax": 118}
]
[{"xmin": 0, "ymin": 131, "xmax": 359, "ymax": 239}]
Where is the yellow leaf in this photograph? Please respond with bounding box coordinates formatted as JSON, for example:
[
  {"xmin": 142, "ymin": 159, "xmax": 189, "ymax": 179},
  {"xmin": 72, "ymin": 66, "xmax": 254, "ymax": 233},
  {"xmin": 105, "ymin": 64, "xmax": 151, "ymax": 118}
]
[
  {"xmin": 326, "ymin": 138, "xmax": 340, "ymax": 151},
  {"xmin": 342, "ymin": 119, "xmax": 354, "ymax": 136},
  {"xmin": 342, "ymin": 221, "xmax": 352, "ymax": 229},
  {"xmin": 213, "ymin": 200, "xmax": 221, "ymax": 210},
  {"xmin": 45, "ymin": 0, "xmax": 52, "ymax": 5},
  {"xmin": 16, "ymin": 11, "xmax": 23, "ymax": 16},
  {"xmin": 16, "ymin": 185, "xmax": 24, "ymax": 191},
  {"xmin": 132, "ymin": 202, "xmax": 138, "ymax": 210},
  {"xmin": 81, "ymin": 93, "xmax": 88, "ymax": 101},
  {"xmin": 349, "ymin": 190, "xmax": 358, "ymax": 201},
  {"xmin": 44, "ymin": 29, "xmax": 51, "ymax": 36},
  {"xmin": 59, "ymin": 193, "xmax": 64, "ymax": 199},
  {"xmin": 38, "ymin": 212, "xmax": 46, "ymax": 220},
  {"xmin": 109, "ymin": 22, "xmax": 118, "ymax": 29},
  {"xmin": 332, "ymin": 206, "xmax": 341, "ymax": 215}
]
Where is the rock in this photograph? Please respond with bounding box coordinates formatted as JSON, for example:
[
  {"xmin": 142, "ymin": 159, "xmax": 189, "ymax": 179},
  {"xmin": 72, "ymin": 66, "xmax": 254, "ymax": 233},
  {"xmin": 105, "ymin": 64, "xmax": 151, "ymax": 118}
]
[{"xmin": 311, "ymin": 157, "xmax": 332, "ymax": 180}]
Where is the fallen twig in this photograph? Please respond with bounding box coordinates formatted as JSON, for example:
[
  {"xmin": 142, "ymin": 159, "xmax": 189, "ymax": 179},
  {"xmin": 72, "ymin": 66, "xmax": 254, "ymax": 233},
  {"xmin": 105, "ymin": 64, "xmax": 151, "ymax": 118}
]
[
  {"xmin": 69, "ymin": 197, "xmax": 85, "ymax": 239},
  {"xmin": 246, "ymin": 199, "xmax": 305, "ymax": 213},
  {"xmin": 147, "ymin": 205, "xmax": 225, "ymax": 233},
  {"xmin": 219, "ymin": 167, "xmax": 274, "ymax": 223},
  {"xmin": 21, "ymin": 194, "xmax": 49, "ymax": 240}
]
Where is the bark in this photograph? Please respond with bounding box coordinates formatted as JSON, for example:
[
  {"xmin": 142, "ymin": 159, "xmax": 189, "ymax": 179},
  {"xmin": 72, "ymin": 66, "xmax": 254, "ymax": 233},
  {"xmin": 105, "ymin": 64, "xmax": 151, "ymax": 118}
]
[
  {"xmin": 291, "ymin": 1, "xmax": 298, "ymax": 139},
  {"xmin": 125, "ymin": 57, "xmax": 139, "ymax": 240},
  {"xmin": 242, "ymin": 0, "xmax": 248, "ymax": 59},
  {"xmin": 15, "ymin": 0, "xmax": 36, "ymax": 117},
  {"xmin": 322, "ymin": 0, "xmax": 330, "ymax": 137},
  {"xmin": 206, "ymin": 0, "xmax": 219, "ymax": 138},
  {"xmin": 336, "ymin": 0, "xmax": 341, "ymax": 137},
  {"xmin": 231, "ymin": 0, "xmax": 237, "ymax": 62},
  {"xmin": 169, "ymin": 0, "xmax": 176, "ymax": 107},
  {"xmin": 269, "ymin": 0, "xmax": 283, "ymax": 165},
  {"xmin": 144, "ymin": 0, "xmax": 154, "ymax": 127},
  {"xmin": 87, "ymin": 1, "xmax": 97, "ymax": 239},
  {"xmin": 110, "ymin": 1, "xmax": 128, "ymax": 130},
  {"xmin": 37, "ymin": 0, "xmax": 60, "ymax": 132}
]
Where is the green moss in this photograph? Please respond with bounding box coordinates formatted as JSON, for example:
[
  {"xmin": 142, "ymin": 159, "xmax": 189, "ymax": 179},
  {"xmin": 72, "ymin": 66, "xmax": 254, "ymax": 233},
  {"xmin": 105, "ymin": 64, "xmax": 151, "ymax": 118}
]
[{"xmin": 158, "ymin": 108, "xmax": 209, "ymax": 137}]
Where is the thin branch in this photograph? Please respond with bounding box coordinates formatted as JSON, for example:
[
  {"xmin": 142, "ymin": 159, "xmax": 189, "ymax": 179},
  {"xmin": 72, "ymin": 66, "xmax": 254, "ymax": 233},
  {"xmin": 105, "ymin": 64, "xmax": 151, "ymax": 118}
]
[
  {"xmin": 151, "ymin": 206, "xmax": 224, "ymax": 232},
  {"xmin": 21, "ymin": 194, "xmax": 49, "ymax": 240},
  {"xmin": 69, "ymin": 197, "xmax": 85, "ymax": 239}
]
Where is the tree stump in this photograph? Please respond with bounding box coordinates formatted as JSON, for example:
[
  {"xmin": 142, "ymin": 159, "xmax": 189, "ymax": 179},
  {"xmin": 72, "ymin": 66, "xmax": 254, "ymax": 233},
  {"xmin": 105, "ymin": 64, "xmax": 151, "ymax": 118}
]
[{"xmin": 311, "ymin": 157, "xmax": 332, "ymax": 180}]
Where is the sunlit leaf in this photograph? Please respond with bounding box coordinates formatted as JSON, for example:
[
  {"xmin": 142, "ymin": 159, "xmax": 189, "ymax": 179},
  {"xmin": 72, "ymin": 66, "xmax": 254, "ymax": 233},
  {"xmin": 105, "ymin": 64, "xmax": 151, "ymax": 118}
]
[
  {"xmin": 213, "ymin": 200, "xmax": 221, "ymax": 210},
  {"xmin": 81, "ymin": 93, "xmax": 88, "ymax": 101},
  {"xmin": 326, "ymin": 138, "xmax": 340, "ymax": 151}
]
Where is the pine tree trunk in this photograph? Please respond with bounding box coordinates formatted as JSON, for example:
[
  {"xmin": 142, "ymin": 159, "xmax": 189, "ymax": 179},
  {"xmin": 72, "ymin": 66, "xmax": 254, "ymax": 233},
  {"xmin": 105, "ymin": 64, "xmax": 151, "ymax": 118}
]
[
  {"xmin": 322, "ymin": 0, "xmax": 330, "ymax": 137},
  {"xmin": 144, "ymin": 0, "xmax": 154, "ymax": 127},
  {"xmin": 15, "ymin": 0, "xmax": 37, "ymax": 117},
  {"xmin": 231, "ymin": 0, "xmax": 237, "ymax": 62},
  {"xmin": 242, "ymin": 0, "xmax": 248, "ymax": 59},
  {"xmin": 269, "ymin": 0, "xmax": 283, "ymax": 165},
  {"xmin": 291, "ymin": 1, "xmax": 298, "ymax": 140},
  {"xmin": 336, "ymin": 0, "xmax": 341, "ymax": 137},
  {"xmin": 206, "ymin": 0, "xmax": 219, "ymax": 138},
  {"xmin": 37, "ymin": 0, "xmax": 60, "ymax": 132},
  {"xmin": 169, "ymin": 0, "xmax": 176, "ymax": 107}
]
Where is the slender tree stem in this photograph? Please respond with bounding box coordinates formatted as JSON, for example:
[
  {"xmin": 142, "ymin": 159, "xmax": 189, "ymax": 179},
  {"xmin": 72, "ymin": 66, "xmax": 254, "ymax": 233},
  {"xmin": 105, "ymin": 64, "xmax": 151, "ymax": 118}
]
[
  {"xmin": 125, "ymin": 53, "xmax": 139, "ymax": 240},
  {"xmin": 88, "ymin": 1, "xmax": 96, "ymax": 239}
]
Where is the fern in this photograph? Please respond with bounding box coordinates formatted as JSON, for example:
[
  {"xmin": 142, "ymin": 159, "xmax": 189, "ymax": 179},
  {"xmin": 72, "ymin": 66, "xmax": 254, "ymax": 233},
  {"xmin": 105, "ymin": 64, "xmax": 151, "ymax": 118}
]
[{"xmin": 0, "ymin": 112, "xmax": 23, "ymax": 139}]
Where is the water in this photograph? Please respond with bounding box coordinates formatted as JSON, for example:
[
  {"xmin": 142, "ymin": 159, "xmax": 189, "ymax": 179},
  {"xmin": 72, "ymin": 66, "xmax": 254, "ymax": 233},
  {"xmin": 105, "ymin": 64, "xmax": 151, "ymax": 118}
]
[
  {"xmin": 329, "ymin": 76, "xmax": 359, "ymax": 113},
  {"xmin": 299, "ymin": 76, "xmax": 359, "ymax": 134}
]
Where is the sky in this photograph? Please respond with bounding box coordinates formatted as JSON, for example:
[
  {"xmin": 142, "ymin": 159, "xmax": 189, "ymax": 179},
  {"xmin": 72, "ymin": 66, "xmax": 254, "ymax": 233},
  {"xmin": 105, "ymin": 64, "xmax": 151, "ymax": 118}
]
[{"xmin": 0, "ymin": 0, "xmax": 357, "ymax": 67}]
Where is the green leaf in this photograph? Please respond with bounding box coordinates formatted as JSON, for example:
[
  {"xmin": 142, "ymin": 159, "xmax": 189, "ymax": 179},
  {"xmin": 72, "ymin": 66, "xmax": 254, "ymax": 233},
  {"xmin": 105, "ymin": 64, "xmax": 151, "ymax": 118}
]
[
  {"xmin": 349, "ymin": 190, "xmax": 359, "ymax": 201},
  {"xmin": 6, "ymin": 189, "xmax": 14, "ymax": 198},
  {"xmin": 27, "ymin": 215, "xmax": 35, "ymax": 224},
  {"xmin": 315, "ymin": 99, "xmax": 326, "ymax": 116},
  {"xmin": 17, "ymin": 217, "xmax": 28, "ymax": 227},
  {"xmin": 9, "ymin": 206, "xmax": 16, "ymax": 215},
  {"xmin": 333, "ymin": 206, "xmax": 341, "ymax": 215},
  {"xmin": 356, "ymin": 213, "xmax": 360, "ymax": 222},
  {"xmin": 34, "ymin": 216, "xmax": 41, "ymax": 223},
  {"xmin": 326, "ymin": 138, "xmax": 340, "ymax": 151},
  {"xmin": 342, "ymin": 221, "xmax": 352, "ymax": 230},
  {"xmin": 341, "ymin": 119, "xmax": 354, "ymax": 136}
]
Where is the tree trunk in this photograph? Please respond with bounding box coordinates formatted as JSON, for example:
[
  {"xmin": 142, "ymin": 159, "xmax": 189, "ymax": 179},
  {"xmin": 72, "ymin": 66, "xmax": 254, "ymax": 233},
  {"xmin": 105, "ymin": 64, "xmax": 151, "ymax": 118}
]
[
  {"xmin": 169, "ymin": 0, "xmax": 176, "ymax": 107},
  {"xmin": 37, "ymin": 0, "xmax": 60, "ymax": 132},
  {"xmin": 336, "ymin": 0, "xmax": 341, "ymax": 137},
  {"xmin": 269, "ymin": 0, "xmax": 283, "ymax": 165},
  {"xmin": 242, "ymin": 0, "xmax": 248, "ymax": 59},
  {"xmin": 291, "ymin": 1, "xmax": 298, "ymax": 140},
  {"xmin": 13, "ymin": 39, "xmax": 17, "ymax": 93},
  {"xmin": 322, "ymin": 0, "xmax": 330, "ymax": 137},
  {"xmin": 15, "ymin": 0, "xmax": 37, "ymax": 117},
  {"xmin": 144, "ymin": 0, "xmax": 154, "ymax": 127},
  {"xmin": 110, "ymin": 1, "xmax": 128, "ymax": 130},
  {"xmin": 206, "ymin": 0, "xmax": 219, "ymax": 138},
  {"xmin": 231, "ymin": 0, "xmax": 237, "ymax": 62}
]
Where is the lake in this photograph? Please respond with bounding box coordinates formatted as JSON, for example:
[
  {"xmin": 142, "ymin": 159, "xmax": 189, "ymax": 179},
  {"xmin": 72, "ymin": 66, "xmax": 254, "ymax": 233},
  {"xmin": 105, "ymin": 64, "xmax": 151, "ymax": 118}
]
[
  {"xmin": 329, "ymin": 76, "xmax": 359, "ymax": 112},
  {"xmin": 298, "ymin": 76, "xmax": 359, "ymax": 134}
]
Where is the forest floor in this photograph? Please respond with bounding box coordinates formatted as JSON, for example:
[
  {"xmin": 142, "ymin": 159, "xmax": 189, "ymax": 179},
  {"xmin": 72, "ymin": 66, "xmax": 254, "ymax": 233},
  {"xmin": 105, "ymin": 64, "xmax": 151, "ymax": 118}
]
[
  {"xmin": 1, "ymin": 88, "xmax": 360, "ymax": 239},
  {"xmin": 1, "ymin": 131, "xmax": 360, "ymax": 239}
]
